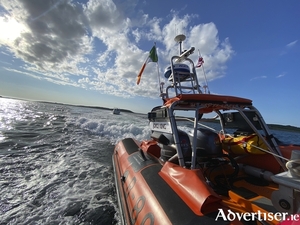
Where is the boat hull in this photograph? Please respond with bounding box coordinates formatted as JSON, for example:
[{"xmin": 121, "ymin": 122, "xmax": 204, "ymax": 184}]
[{"xmin": 113, "ymin": 138, "xmax": 239, "ymax": 225}]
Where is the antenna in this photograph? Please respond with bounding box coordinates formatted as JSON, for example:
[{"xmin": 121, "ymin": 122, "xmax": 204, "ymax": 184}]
[{"xmin": 174, "ymin": 34, "xmax": 186, "ymax": 55}]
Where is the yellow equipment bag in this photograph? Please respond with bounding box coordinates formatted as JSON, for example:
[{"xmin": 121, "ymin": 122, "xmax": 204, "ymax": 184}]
[{"xmin": 222, "ymin": 134, "xmax": 268, "ymax": 155}]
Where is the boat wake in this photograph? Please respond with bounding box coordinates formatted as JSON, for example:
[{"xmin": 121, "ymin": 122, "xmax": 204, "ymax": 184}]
[{"xmin": 0, "ymin": 99, "xmax": 151, "ymax": 225}]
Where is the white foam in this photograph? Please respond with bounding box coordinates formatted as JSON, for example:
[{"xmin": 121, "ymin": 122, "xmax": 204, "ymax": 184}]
[{"xmin": 75, "ymin": 112, "xmax": 151, "ymax": 144}]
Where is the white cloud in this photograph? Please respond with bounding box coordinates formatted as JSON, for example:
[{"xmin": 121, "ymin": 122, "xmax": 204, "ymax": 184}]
[
  {"xmin": 250, "ymin": 76, "xmax": 267, "ymax": 81},
  {"xmin": 286, "ymin": 40, "xmax": 298, "ymax": 48},
  {"xmin": 277, "ymin": 73, "xmax": 286, "ymax": 78},
  {"xmin": 0, "ymin": 0, "xmax": 234, "ymax": 99}
]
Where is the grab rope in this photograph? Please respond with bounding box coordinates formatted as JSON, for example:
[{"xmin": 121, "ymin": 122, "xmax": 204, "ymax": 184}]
[{"xmin": 243, "ymin": 141, "xmax": 289, "ymax": 161}]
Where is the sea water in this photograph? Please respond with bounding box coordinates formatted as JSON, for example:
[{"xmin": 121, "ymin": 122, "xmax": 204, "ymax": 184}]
[
  {"xmin": 0, "ymin": 97, "xmax": 299, "ymax": 224},
  {"xmin": 0, "ymin": 97, "xmax": 150, "ymax": 225}
]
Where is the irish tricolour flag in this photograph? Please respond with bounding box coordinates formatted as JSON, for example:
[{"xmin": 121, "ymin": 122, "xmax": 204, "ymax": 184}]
[{"xmin": 136, "ymin": 46, "xmax": 158, "ymax": 85}]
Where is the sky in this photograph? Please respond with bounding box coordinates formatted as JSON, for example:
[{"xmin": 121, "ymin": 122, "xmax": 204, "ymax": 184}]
[{"xmin": 0, "ymin": 0, "xmax": 299, "ymax": 127}]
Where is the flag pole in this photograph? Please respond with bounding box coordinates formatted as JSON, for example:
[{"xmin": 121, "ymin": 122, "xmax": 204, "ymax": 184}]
[
  {"xmin": 197, "ymin": 49, "xmax": 210, "ymax": 94},
  {"xmin": 154, "ymin": 42, "xmax": 162, "ymax": 95}
]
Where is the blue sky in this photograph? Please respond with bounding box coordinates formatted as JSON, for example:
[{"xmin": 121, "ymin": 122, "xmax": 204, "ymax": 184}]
[{"xmin": 0, "ymin": 0, "xmax": 299, "ymax": 127}]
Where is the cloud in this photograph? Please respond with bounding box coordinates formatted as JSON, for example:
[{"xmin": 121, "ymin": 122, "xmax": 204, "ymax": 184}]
[
  {"xmin": 280, "ymin": 40, "xmax": 298, "ymax": 55},
  {"xmin": 250, "ymin": 76, "xmax": 267, "ymax": 81},
  {"xmin": 286, "ymin": 40, "xmax": 298, "ymax": 48},
  {"xmin": 0, "ymin": 0, "xmax": 234, "ymax": 99},
  {"xmin": 276, "ymin": 73, "xmax": 286, "ymax": 78}
]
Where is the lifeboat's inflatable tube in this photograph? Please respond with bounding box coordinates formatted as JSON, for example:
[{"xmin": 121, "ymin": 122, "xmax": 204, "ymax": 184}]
[{"xmin": 113, "ymin": 138, "xmax": 233, "ymax": 225}]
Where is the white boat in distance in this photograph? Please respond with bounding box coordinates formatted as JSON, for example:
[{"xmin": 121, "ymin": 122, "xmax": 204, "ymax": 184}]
[{"xmin": 112, "ymin": 108, "xmax": 121, "ymax": 115}]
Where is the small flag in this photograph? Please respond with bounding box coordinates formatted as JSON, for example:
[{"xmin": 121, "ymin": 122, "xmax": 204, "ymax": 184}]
[
  {"xmin": 137, "ymin": 46, "xmax": 158, "ymax": 85},
  {"xmin": 196, "ymin": 57, "xmax": 204, "ymax": 68}
]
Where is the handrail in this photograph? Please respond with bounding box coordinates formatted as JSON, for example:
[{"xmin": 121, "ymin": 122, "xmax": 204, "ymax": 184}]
[
  {"xmin": 236, "ymin": 107, "xmax": 287, "ymax": 171},
  {"xmin": 164, "ymin": 55, "xmax": 202, "ymax": 98}
]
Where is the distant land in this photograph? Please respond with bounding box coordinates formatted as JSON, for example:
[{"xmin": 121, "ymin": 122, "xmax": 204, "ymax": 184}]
[
  {"xmin": 200, "ymin": 118, "xmax": 300, "ymax": 133},
  {"xmin": 76, "ymin": 104, "xmax": 134, "ymax": 113},
  {"xmin": 267, "ymin": 124, "xmax": 300, "ymax": 133},
  {"xmin": 0, "ymin": 95, "xmax": 134, "ymax": 113},
  {"xmin": 36, "ymin": 100, "xmax": 134, "ymax": 113},
  {"xmin": 1, "ymin": 95, "xmax": 300, "ymax": 132}
]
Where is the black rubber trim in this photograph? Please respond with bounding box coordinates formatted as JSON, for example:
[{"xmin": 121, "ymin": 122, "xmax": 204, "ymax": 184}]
[
  {"xmin": 121, "ymin": 138, "xmax": 139, "ymax": 155},
  {"xmin": 141, "ymin": 164, "xmax": 227, "ymax": 225},
  {"xmin": 128, "ymin": 151, "xmax": 158, "ymax": 173}
]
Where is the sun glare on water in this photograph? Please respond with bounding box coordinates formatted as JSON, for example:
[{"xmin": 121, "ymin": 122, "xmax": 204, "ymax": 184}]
[{"xmin": 0, "ymin": 16, "xmax": 26, "ymax": 43}]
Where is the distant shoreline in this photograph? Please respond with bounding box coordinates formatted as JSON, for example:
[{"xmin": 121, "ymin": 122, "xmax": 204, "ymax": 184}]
[
  {"xmin": 76, "ymin": 105, "xmax": 134, "ymax": 113},
  {"xmin": 1, "ymin": 95, "xmax": 300, "ymax": 132},
  {"xmin": 267, "ymin": 124, "xmax": 300, "ymax": 133},
  {"xmin": 0, "ymin": 95, "xmax": 135, "ymax": 113}
]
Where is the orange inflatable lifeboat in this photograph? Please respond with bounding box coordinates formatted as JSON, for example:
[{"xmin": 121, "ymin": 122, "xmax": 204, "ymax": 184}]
[{"xmin": 112, "ymin": 34, "xmax": 300, "ymax": 225}]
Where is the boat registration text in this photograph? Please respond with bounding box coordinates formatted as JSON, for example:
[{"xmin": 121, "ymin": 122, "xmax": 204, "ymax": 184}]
[{"xmin": 149, "ymin": 122, "xmax": 172, "ymax": 133}]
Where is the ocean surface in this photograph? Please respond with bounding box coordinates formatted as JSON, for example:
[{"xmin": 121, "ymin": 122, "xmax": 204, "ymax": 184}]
[{"xmin": 0, "ymin": 97, "xmax": 299, "ymax": 225}]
